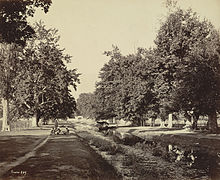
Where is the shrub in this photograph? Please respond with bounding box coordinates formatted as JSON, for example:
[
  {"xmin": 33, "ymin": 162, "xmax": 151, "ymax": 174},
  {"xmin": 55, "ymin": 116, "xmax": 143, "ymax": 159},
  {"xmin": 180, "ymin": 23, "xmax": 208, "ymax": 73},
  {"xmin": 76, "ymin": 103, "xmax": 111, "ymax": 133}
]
[{"xmin": 10, "ymin": 120, "xmax": 32, "ymax": 131}]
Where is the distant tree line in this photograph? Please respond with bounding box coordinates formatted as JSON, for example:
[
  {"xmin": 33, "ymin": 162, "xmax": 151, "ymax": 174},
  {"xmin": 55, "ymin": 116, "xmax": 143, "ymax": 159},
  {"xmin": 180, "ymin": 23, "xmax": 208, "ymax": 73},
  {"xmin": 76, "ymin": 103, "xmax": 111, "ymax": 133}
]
[
  {"xmin": 0, "ymin": 0, "xmax": 80, "ymax": 129},
  {"xmin": 77, "ymin": 7, "xmax": 220, "ymax": 133}
]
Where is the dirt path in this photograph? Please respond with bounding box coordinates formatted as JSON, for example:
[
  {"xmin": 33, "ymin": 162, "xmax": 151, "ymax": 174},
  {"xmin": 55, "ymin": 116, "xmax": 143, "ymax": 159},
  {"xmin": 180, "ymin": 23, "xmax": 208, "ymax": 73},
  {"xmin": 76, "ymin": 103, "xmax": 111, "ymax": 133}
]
[
  {"xmin": 0, "ymin": 136, "xmax": 49, "ymax": 177},
  {"xmin": 2, "ymin": 134, "xmax": 121, "ymax": 180}
]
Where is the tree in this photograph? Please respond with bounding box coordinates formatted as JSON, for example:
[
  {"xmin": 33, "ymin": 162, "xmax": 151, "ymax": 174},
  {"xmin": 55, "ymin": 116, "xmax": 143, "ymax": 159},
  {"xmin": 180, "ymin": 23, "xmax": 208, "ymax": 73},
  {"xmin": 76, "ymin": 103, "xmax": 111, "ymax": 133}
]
[
  {"xmin": 94, "ymin": 46, "xmax": 122, "ymax": 120},
  {"xmin": 113, "ymin": 50, "xmax": 158, "ymax": 126},
  {"xmin": 0, "ymin": 43, "xmax": 23, "ymax": 129},
  {"xmin": 154, "ymin": 8, "xmax": 220, "ymax": 132},
  {"xmin": 95, "ymin": 46, "xmax": 158, "ymax": 125},
  {"xmin": 12, "ymin": 22, "xmax": 80, "ymax": 126},
  {"xmin": 0, "ymin": 0, "xmax": 52, "ymax": 130},
  {"xmin": 94, "ymin": 83, "xmax": 117, "ymax": 120},
  {"xmin": 0, "ymin": 0, "xmax": 51, "ymax": 46},
  {"xmin": 76, "ymin": 93, "xmax": 97, "ymax": 119}
]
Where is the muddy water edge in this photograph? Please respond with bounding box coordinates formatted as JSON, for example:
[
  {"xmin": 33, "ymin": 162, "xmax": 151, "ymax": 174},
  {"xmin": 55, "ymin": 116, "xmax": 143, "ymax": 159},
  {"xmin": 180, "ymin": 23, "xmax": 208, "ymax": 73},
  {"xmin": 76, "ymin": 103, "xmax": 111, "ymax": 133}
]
[
  {"xmin": 76, "ymin": 126, "xmax": 220, "ymax": 180},
  {"xmin": 110, "ymin": 129, "xmax": 220, "ymax": 180}
]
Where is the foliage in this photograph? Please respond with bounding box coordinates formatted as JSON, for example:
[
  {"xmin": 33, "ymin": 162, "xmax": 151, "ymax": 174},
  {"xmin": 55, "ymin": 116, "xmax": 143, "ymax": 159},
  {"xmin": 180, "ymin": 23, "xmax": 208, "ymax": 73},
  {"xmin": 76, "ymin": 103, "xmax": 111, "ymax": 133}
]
[
  {"xmin": 0, "ymin": 43, "xmax": 23, "ymax": 99},
  {"xmin": 0, "ymin": 0, "xmax": 52, "ymax": 99},
  {"xmin": 0, "ymin": 0, "xmax": 52, "ymax": 46},
  {"xmin": 94, "ymin": 7, "xmax": 220, "ymax": 132},
  {"xmin": 0, "ymin": 0, "xmax": 52, "ymax": 129},
  {"xmin": 76, "ymin": 93, "xmax": 97, "ymax": 119},
  {"xmin": 94, "ymin": 86, "xmax": 117, "ymax": 120},
  {"xmin": 154, "ymin": 8, "xmax": 220, "ymax": 131},
  {"xmin": 94, "ymin": 47, "xmax": 121, "ymax": 120},
  {"xmin": 95, "ymin": 46, "xmax": 158, "ymax": 125},
  {"xmin": 12, "ymin": 22, "xmax": 80, "ymax": 124}
]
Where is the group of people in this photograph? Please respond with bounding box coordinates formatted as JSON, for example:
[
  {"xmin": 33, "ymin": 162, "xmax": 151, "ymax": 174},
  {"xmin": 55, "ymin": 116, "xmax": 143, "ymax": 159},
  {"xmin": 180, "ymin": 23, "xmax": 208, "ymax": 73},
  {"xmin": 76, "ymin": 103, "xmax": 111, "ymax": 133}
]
[{"xmin": 50, "ymin": 119, "xmax": 69, "ymax": 135}]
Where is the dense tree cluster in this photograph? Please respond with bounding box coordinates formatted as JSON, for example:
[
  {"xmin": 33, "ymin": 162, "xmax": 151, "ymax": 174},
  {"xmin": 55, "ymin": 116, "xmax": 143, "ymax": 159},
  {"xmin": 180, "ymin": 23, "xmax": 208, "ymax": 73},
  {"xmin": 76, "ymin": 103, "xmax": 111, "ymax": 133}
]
[
  {"xmin": 0, "ymin": 0, "xmax": 80, "ymax": 129},
  {"xmin": 94, "ymin": 47, "xmax": 159, "ymax": 125},
  {"xmin": 153, "ymin": 8, "xmax": 220, "ymax": 132},
  {"xmin": 11, "ymin": 22, "xmax": 80, "ymax": 125},
  {"xmin": 76, "ymin": 93, "xmax": 96, "ymax": 119},
  {"xmin": 78, "ymin": 8, "xmax": 220, "ymax": 133}
]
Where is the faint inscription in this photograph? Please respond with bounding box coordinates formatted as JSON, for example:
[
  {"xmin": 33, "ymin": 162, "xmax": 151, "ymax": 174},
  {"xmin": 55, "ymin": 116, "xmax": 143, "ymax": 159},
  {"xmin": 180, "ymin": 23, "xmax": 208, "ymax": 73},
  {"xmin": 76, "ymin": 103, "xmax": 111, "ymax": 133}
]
[{"xmin": 11, "ymin": 170, "xmax": 27, "ymax": 176}]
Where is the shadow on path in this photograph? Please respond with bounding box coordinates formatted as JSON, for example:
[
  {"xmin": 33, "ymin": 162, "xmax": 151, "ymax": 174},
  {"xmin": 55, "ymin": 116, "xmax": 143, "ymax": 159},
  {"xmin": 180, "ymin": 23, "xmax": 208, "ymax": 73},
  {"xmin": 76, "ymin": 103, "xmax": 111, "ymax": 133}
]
[{"xmin": 2, "ymin": 134, "xmax": 121, "ymax": 180}]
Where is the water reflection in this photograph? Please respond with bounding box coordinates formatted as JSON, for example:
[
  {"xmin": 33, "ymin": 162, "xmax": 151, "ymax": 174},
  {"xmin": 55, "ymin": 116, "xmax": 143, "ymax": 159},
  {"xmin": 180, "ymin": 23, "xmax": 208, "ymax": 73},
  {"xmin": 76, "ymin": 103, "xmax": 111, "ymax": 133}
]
[{"xmin": 167, "ymin": 144, "xmax": 220, "ymax": 179}]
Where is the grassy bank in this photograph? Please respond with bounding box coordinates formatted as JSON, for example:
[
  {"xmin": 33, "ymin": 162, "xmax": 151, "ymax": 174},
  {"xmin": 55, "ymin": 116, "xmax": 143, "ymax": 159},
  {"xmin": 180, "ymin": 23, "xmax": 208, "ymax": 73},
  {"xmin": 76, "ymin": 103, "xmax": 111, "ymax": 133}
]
[{"xmin": 73, "ymin": 119, "xmax": 213, "ymax": 180}]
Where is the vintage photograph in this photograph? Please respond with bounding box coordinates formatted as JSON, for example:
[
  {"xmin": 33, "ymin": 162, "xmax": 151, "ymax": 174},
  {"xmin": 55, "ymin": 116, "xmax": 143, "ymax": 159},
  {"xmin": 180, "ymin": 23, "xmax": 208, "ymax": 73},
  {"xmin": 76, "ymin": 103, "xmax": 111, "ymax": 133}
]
[{"xmin": 0, "ymin": 0, "xmax": 220, "ymax": 179}]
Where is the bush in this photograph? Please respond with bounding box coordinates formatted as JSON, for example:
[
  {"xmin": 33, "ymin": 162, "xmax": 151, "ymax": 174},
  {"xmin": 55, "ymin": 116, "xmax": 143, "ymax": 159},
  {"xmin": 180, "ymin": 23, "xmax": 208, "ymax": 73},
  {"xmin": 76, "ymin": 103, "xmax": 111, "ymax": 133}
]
[
  {"xmin": 152, "ymin": 147, "xmax": 163, "ymax": 157},
  {"xmin": 108, "ymin": 145, "xmax": 124, "ymax": 155},
  {"xmin": 122, "ymin": 154, "xmax": 136, "ymax": 166},
  {"xmin": 88, "ymin": 135, "xmax": 125, "ymax": 156},
  {"xmin": 10, "ymin": 120, "xmax": 32, "ymax": 131}
]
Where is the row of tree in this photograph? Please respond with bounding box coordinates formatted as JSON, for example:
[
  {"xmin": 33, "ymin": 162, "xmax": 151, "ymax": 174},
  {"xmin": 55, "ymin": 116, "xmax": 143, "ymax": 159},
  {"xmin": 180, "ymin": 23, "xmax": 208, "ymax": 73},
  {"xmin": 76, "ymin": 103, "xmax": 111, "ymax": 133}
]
[
  {"xmin": 0, "ymin": 0, "xmax": 80, "ymax": 129},
  {"xmin": 77, "ymin": 7, "xmax": 220, "ymax": 133}
]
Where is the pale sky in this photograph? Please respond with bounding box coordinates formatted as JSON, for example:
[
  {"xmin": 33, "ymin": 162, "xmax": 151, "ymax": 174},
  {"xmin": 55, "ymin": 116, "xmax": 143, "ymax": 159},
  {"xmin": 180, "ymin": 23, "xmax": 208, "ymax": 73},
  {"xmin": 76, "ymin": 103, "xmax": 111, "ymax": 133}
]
[{"xmin": 30, "ymin": 0, "xmax": 220, "ymax": 99}]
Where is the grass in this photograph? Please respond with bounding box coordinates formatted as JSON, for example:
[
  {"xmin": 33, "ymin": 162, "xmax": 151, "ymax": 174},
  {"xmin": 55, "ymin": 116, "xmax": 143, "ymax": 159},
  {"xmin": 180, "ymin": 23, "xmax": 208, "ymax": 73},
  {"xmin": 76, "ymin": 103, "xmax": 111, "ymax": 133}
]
[
  {"xmin": 77, "ymin": 130, "xmax": 177, "ymax": 179},
  {"xmin": 74, "ymin": 121, "xmax": 218, "ymax": 180},
  {"xmin": 89, "ymin": 136, "xmax": 124, "ymax": 155},
  {"xmin": 0, "ymin": 136, "xmax": 47, "ymax": 163}
]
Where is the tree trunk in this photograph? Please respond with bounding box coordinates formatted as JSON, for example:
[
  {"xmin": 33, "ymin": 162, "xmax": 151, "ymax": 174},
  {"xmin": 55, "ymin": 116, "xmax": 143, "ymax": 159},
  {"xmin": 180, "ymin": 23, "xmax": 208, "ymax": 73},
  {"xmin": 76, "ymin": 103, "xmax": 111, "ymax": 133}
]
[
  {"xmin": 138, "ymin": 119, "xmax": 142, "ymax": 126},
  {"xmin": 35, "ymin": 110, "xmax": 40, "ymax": 127},
  {"xmin": 208, "ymin": 111, "xmax": 218, "ymax": 133},
  {"xmin": 34, "ymin": 93, "xmax": 40, "ymax": 127},
  {"xmin": 150, "ymin": 118, "xmax": 155, "ymax": 127},
  {"xmin": 184, "ymin": 111, "xmax": 193, "ymax": 129},
  {"xmin": 184, "ymin": 111, "xmax": 191, "ymax": 122},
  {"xmin": 160, "ymin": 119, "xmax": 165, "ymax": 128},
  {"xmin": 142, "ymin": 119, "xmax": 145, "ymax": 126},
  {"xmin": 192, "ymin": 113, "xmax": 199, "ymax": 130},
  {"xmin": 167, "ymin": 113, "xmax": 173, "ymax": 128},
  {"xmin": 140, "ymin": 119, "xmax": 144, "ymax": 126},
  {"xmin": 1, "ymin": 97, "xmax": 9, "ymax": 131},
  {"xmin": 1, "ymin": 44, "xmax": 11, "ymax": 132}
]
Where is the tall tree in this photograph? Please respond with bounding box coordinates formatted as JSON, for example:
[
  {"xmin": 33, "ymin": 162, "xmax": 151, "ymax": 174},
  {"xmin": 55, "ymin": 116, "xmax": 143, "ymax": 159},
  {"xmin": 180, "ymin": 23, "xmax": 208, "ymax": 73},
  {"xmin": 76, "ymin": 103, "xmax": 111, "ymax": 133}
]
[
  {"xmin": 95, "ymin": 46, "xmax": 158, "ymax": 125},
  {"xmin": 0, "ymin": 0, "xmax": 52, "ymax": 130},
  {"xmin": 0, "ymin": 43, "xmax": 23, "ymax": 129},
  {"xmin": 154, "ymin": 8, "xmax": 220, "ymax": 132},
  {"xmin": 12, "ymin": 22, "xmax": 80, "ymax": 126}
]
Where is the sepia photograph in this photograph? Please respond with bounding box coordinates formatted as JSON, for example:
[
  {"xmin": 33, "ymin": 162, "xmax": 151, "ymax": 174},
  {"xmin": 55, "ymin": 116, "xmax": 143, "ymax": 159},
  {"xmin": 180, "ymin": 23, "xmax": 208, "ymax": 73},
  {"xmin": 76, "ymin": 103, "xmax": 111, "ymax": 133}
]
[{"xmin": 0, "ymin": 0, "xmax": 220, "ymax": 179}]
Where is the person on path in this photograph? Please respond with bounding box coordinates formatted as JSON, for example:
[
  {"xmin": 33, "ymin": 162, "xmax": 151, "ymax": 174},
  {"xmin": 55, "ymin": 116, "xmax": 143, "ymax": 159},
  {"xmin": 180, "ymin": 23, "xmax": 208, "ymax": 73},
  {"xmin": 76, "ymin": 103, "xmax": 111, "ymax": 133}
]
[{"xmin": 54, "ymin": 119, "xmax": 58, "ymax": 130}]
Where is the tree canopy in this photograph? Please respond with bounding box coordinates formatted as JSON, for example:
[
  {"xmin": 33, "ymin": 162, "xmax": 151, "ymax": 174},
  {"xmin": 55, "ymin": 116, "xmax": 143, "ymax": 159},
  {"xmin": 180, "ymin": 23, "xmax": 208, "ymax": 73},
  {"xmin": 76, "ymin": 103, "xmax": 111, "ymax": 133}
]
[
  {"xmin": 12, "ymin": 22, "xmax": 80, "ymax": 125},
  {"xmin": 0, "ymin": 0, "xmax": 52, "ymax": 130},
  {"xmin": 0, "ymin": 0, "xmax": 51, "ymax": 46},
  {"xmin": 94, "ymin": 46, "xmax": 158, "ymax": 125},
  {"xmin": 76, "ymin": 93, "xmax": 97, "ymax": 119},
  {"xmin": 92, "ymin": 7, "xmax": 220, "ymax": 132},
  {"xmin": 154, "ymin": 8, "xmax": 220, "ymax": 132}
]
